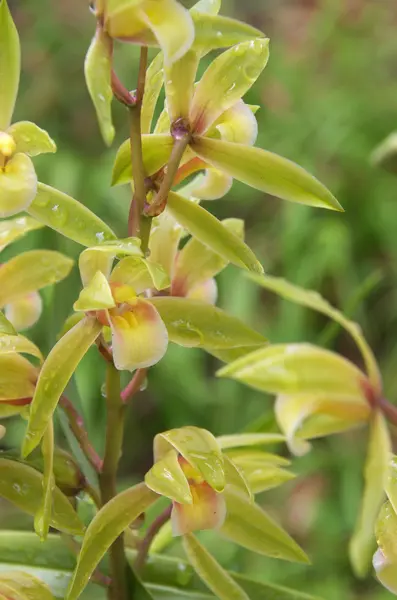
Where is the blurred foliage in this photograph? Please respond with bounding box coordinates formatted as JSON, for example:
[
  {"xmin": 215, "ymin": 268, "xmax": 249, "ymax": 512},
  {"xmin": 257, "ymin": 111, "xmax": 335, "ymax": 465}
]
[{"xmin": 2, "ymin": 0, "xmax": 397, "ymax": 598}]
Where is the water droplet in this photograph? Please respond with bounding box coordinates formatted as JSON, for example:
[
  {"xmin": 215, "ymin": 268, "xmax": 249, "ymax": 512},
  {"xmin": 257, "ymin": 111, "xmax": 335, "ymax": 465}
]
[
  {"xmin": 96, "ymin": 231, "xmax": 105, "ymax": 242},
  {"xmin": 101, "ymin": 383, "xmax": 107, "ymax": 398},
  {"xmin": 13, "ymin": 483, "xmax": 21, "ymax": 493},
  {"xmin": 139, "ymin": 378, "xmax": 148, "ymax": 392}
]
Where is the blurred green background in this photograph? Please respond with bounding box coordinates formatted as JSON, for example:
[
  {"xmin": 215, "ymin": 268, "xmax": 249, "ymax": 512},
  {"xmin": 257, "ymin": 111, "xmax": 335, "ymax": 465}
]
[{"xmin": 3, "ymin": 0, "xmax": 397, "ymax": 598}]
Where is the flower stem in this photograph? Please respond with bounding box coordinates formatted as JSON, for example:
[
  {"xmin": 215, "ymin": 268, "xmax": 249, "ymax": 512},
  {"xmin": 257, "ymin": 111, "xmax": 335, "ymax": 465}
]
[
  {"xmin": 379, "ymin": 397, "xmax": 397, "ymax": 428},
  {"xmin": 128, "ymin": 47, "xmax": 149, "ymax": 245},
  {"xmin": 121, "ymin": 368, "xmax": 147, "ymax": 404},
  {"xmin": 134, "ymin": 504, "xmax": 172, "ymax": 573},
  {"xmin": 145, "ymin": 131, "xmax": 190, "ymax": 217},
  {"xmin": 99, "ymin": 363, "xmax": 127, "ymax": 600},
  {"xmin": 59, "ymin": 396, "xmax": 102, "ymax": 473}
]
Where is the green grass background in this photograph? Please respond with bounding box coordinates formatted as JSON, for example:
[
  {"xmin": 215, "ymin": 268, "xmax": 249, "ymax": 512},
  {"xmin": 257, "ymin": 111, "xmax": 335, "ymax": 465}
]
[{"xmin": 2, "ymin": 0, "xmax": 397, "ymax": 598}]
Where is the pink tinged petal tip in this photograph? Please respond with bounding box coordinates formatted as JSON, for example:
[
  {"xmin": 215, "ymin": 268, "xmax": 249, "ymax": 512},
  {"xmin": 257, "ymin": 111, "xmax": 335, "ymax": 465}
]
[
  {"xmin": 171, "ymin": 480, "xmax": 226, "ymax": 537},
  {"xmin": 110, "ymin": 298, "xmax": 168, "ymax": 371},
  {"xmin": 186, "ymin": 278, "xmax": 218, "ymax": 305},
  {"xmin": 5, "ymin": 291, "xmax": 42, "ymax": 331}
]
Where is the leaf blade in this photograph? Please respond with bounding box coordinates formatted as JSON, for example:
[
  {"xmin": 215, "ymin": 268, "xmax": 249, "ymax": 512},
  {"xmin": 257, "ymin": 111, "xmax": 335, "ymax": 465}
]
[{"xmin": 0, "ymin": 0, "xmax": 20, "ymax": 129}]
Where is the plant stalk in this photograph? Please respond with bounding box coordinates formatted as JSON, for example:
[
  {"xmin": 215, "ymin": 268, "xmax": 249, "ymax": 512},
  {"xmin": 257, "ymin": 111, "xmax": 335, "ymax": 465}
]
[
  {"xmin": 121, "ymin": 368, "xmax": 148, "ymax": 404},
  {"xmin": 99, "ymin": 363, "xmax": 127, "ymax": 600},
  {"xmin": 134, "ymin": 504, "xmax": 172, "ymax": 573},
  {"xmin": 128, "ymin": 47, "xmax": 149, "ymax": 243},
  {"xmin": 59, "ymin": 396, "xmax": 103, "ymax": 473}
]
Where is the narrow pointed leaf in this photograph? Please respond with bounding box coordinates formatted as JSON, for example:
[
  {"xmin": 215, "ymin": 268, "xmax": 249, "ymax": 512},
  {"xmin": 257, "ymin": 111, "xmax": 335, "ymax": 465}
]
[
  {"xmin": 7, "ymin": 121, "xmax": 56, "ymax": 156},
  {"xmin": 223, "ymin": 455, "xmax": 252, "ymax": 501},
  {"xmin": 22, "ymin": 317, "xmax": 102, "ymax": 457},
  {"xmin": 183, "ymin": 533, "xmax": 249, "ymax": 600},
  {"xmin": 0, "ymin": 352, "xmax": 37, "ymax": 401},
  {"xmin": 28, "ymin": 183, "xmax": 116, "ymax": 247},
  {"xmin": 0, "ymin": 153, "xmax": 37, "ymax": 218},
  {"xmin": 112, "ymin": 134, "xmax": 174, "ymax": 186},
  {"xmin": 84, "ymin": 27, "xmax": 114, "ymax": 146},
  {"xmin": 0, "ymin": 571, "xmax": 54, "ymax": 600},
  {"xmin": 0, "ymin": 215, "xmax": 43, "ymax": 253},
  {"xmin": 349, "ymin": 411, "xmax": 391, "ymax": 577},
  {"xmin": 240, "ymin": 463, "xmax": 295, "ymax": 494},
  {"xmin": 155, "ymin": 426, "xmax": 225, "ymax": 492},
  {"xmin": 218, "ymin": 343, "xmax": 367, "ymax": 397},
  {"xmin": 150, "ymin": 297, "xmax": 266, "ymax": 349},
  {"xmin": 192, "ymin": 137, "xmax": 342, "ymax": 211},
  {"xmin": 0, "ymin": 250, "xmax": 73, "ymax": 308},
  {"xmin": 0, "ymin": 458, "xmax": 84, "ymax": 535},
  {"xmin": 0, "ymin": 333, "xmax": 43, "ymax": 360},
  {"xmin": 0, "ymin": 0, "xmax": 20, "ymax": 129},
  {"xmin": 190, "ymin": 39, "xmax": 269, "ymax": 134},
  {"xmin": 142, "ymin": 52, "xmax": 164, "ymax": 135},
  {"xmin": 371, "ymin": 132, "xmax": 397, "ymax": 174},
  {"xmin": 66, "ymin": 483, "xmax": 158, "ymax": 600},
  {"xmin": 145, "ymin": 449, "xmax": 192, "ymax": 504},
  {"xmin": 172, "ymin": 218, "xmax": 243, "ymax": 296},
  {"xmin": 221, "ymin": 488, "xmax": 309, "ymax": 563},
  {"xmin": 34, "ymin": 420, "xmax": 55, "ymax": 541},
  {"xmin": 217, "ymin": 433, "xmax": 285, "ymax": 449},
  {"xmin": 247, "ymin": 273, "xmax": 381, "ymax": 392},
  {"xmin": 167, "ymin": 192, "xmax": 263, "ymax": 274}
]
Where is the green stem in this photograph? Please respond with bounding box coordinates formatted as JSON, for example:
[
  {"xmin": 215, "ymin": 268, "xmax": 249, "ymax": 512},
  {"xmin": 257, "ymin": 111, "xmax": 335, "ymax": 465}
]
[
  {"xmin": 134, "ymin": 504, "xmax": 172, "ymax": 573},
  {"xmin": 146, "ymin": 133, "xmax": 190, "ymax": 217},
  {"xmin": 128, "ymin": 47, "xmax": 149, "ymax": 242},
  {"xmin": 99, "ymin": 364, "xmax": 127, "ymax": 600}
]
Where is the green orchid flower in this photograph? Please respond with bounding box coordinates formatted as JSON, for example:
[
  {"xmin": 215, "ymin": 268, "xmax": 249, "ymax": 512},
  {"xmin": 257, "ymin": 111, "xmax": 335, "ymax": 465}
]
[{"xmin": 0, "ymin": 1, "xmax": 56, "ymax": 218}]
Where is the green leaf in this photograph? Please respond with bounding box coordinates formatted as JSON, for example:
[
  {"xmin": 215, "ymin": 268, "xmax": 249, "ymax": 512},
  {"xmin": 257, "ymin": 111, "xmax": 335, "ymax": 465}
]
[
  {"xmin": 238, "ymin": 462, "xmax": 295, "ymax": 494},
  {"xmin": 349, "ymin": 411, "xmax": 392, "ymax": 577},
  {"xmin": 110, "ymin": 256, "xmax": 170, "ymax": 293},
  {"xmin": 221, "ymin": 488, "xmax": 310, "ymax": 563},
  {"xmin": 0, "ymin": 153, "xmax": 37, "ymax": 218},
  {"xmin": 154, "ymin": 426, "xmax": 225, "ymax": 493},
  {"xmin": 0, "ymin": 333, "xmax": 43, "ymax": 360},
  {"xmin": 246, "ymin": 273, "xmax": 382, "ymax": 393},
  {"xmin": 0, "ymin": 310, "xmax": 16, "ymax": 335},
  {"xmin": 34, "ymin": 421, "xmax": 55, "ymax": 541},
  {"xmin": 0, "ymin": 458, "xmax": 84, "ymax": 535},
  {"xmin": 22, "ymin": 317, "xmax": 102, "ymax": 457},
  {"xmin": 145, "ymin": 449, "xmax": 192, "ymax": 504},
  {"xmin": 167, "ymin": 192, "xmax": 263, "ymax": 274},
  {"xmin": 0, "ymin": 249, "xmax": 73, "ymax": 308},
  {"xmin": 0, "ymin": 215, "xmax": 44, "ymax": 253},
  {"xmin": 172, "ymin": 218, "xmax": 243, "ymax": 295},
  {"xmin": 191, "ymin": 137, "xmax": 343, "ymax": 211},
  {"xmin": 74, "ymin": 271, "xmax": 115, "ymax": 312},
  {"xmin": 165, "ymin": 51, "xmax": 199, "ymax": 122},
  {"xmin": 0, "ymin": 352, "xmax": 37, "ymax": 401},
  {"xmin": 223, "ymin": 455, "xmax": 252, "ymax": 501},
  {"xmin": 190, "ymin": 38, "xmax": 269, "ymax": 135},
  {"xmin": 28, "ymin": 183, "xmax": 117, "ymax": 247},
  {"xmin": 217, "ymin": 433, "xmax": 285, "ymax": 449},
  {"xmin": 183, "ymin": 533, "xmax": 249, "ymax": 600},
  {"xmin": 84, "ymin": 28, "xmax": 114, "ymax": 146},
  {"xmin": 0, "ymin": 532, "xmax": 324, "ymax": 600},
  {"xmin": 142, "ymin": 52, "xmax": 164, "ymax": 135},
  {"xmin": 375, "ymin": 501, "xmax": 397, "ymax": 564},
  {"xmin": 66, "ymin": 483, "xmax": 158, "ymax": 600},
  {"xmin": 191, "ymin": 13, "xmax": 265, "ymax": 54},
  {"xmin": 112, "ymin": 134, "xmax": 174, "ymax": 186},
  {"xmin": 0, "ymin": 571, "xmax": 54, "ymax": 600},
  {"xmin": 0, "ymin": 0, "xmax": 20, "ymax": 130},
  {"xmin": 149, "ymin": 297, "xmax": 266, "ymax": 350},
  {"xmin": 218, "ymin": 343, "xmax": 367, "ymax": 397},
  {"xmin": 7, "ymin": 121, "xmax": 56, "ymax": 156}
]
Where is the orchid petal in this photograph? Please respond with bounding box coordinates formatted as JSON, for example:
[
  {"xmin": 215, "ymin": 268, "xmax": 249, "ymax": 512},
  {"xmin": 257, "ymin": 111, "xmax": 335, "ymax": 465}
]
[
  {"xmin": 141, "ymin": 52, "xmax": 164, "ymax": 135},
  {"xmin": 187, "ymin": 278, "xmax": 218, "ymax": 305},
  {"xmin": 5, "ymin": 291, "xmax": 42, "ymax": 331},
  {"xmin": 171, "ymin": 481, "xmax": 226, "ymax": 536},
  {"xmin": 0, "ymin": 153, "xmax": 37, "ymax": 218},
  {"xmin": 74, "ymin": 271, "xmax": 116, "ymax": 312},
  {"xmin": 148, "ymin": 210, "xmax": 183, "ymax": 279},
  {"xmin": 0, "ymin": 352, "xmax": 37, "ymax": 402},
  {"xmin": 110, "ymin": 298, "xmax": 168, "ymax": 371},
  {"xmin": 208, "ymin": 99, "xmax": 258, "ymax": 146}
]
